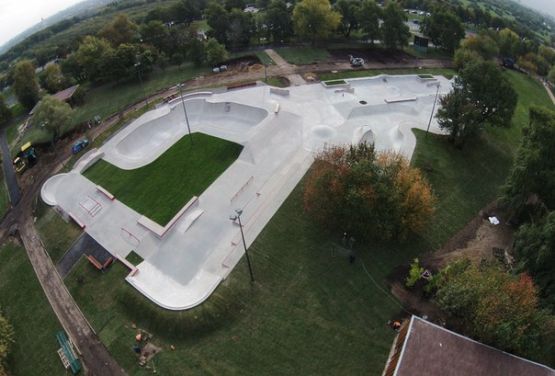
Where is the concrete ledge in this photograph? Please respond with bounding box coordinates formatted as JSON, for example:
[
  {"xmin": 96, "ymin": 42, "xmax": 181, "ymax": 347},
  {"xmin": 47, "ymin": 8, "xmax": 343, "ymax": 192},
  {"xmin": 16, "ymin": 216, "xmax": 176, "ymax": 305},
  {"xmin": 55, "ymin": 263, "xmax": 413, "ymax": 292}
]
[
  {"xmin": 96, "ymin": 185, "xmax": 115, "ymax": 200},
  {"xmin": 269, "ymin": 87, "xmax": 289, "ymax": 96},
  {"xmin": 138, "ymin": 196, "xmax": 199, "ymax": 238},
  {"xmin": 385, "ymin": 97, "xmax": 417, "ymax": 104},
  {"xmin": 117, "ymin": 255, "xmax": 139, "ymax": 276},
  {"xmin": 69, "ymin": 212, "xmax": 85, "ymax": 229},
  {"xmin": 273, "ymin": 103, "xmax": 280, "ymax": 113},
  {"xmin": 74, "ymin": 149, "xmax": 104, "ymax": 174},
  {"xmin": 167, "ymin": 91, "xmax": 212, "ymax": 107}
]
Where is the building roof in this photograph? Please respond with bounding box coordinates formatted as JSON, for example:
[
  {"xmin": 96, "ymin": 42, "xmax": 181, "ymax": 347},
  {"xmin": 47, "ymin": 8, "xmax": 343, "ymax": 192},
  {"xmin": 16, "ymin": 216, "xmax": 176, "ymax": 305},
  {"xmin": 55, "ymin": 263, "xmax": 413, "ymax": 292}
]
[
  {"xmin": 52, "ymin": 84, "xmax": 79, "ymax": 102},
  {"xmin": 386, "ymin": 316, "xmax": 555, "ymax": 376}
]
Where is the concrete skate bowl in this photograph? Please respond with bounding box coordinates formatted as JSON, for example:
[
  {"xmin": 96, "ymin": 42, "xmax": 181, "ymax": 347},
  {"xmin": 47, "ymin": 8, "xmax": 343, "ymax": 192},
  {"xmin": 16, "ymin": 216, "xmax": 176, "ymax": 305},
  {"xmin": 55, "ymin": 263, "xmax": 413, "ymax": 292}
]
[
  {"xmin": 353, "ymin": 124, "xmax": 405, "ymax": 154},
  {"xmin": 306, "ymin": 125, "xmax": 338, "ymax": 151},
  {"xmin": 348, "ymin": 102, "xmax": 419, "ymax": 120},
  {"xmin": 347, "ymin": 75, "xmax": 436, "ymax": 98},
  {"xmin": 41, "ymin": 173, "xmax": 69, "ymax": 206},
  {"xmin": 107, "ymin": 99, "xmax": 268, "ymax": 169}
]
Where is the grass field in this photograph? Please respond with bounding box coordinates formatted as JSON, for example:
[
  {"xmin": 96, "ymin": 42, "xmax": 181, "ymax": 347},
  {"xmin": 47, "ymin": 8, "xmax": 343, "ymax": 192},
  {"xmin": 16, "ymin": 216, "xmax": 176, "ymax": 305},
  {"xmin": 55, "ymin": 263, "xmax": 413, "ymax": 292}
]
[
  {"xmin": 275, "ymin": 47, "xmax": 331, "ymax": 64},
  {"xmin": 0, "ymin": 243, "xmax": 64, "ymax": 376},
  {"xmin": 35, "ymin": 207, "xmax": 82, "ymax": 263},
  {"xmin": 59, "ymin": 70, "xmax": 553, "ymax": 375},
  {"xmin": 318, "ymin": 68, "xmax": 456, "ymax": 81},
  {"xmin": 84, "ymin": 133, "xmax": 242, "ymax": 225},
  {"xmin": 0, "ymin": 173, "xmax": 9, "ymax": 219}
]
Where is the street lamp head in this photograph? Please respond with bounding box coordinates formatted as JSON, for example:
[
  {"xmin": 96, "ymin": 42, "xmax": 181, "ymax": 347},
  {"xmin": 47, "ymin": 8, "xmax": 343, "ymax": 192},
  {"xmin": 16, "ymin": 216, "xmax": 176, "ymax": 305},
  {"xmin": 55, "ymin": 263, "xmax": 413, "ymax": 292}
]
[
  {"xmin": 235, "ymin": 209, "xmax": 243, "ymax": 216},
  {"xmin": 229, "ymin": 214, "xmax": 238, "ymax": 221}
]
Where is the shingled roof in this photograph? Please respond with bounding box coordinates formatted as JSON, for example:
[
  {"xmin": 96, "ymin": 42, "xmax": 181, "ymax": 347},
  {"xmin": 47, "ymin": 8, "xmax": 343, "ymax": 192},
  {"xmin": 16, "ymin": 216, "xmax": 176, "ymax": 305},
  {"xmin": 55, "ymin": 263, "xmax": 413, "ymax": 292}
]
[{"xmin": 383, "ymin": 316, "xmax": 555, "ymax": 376}]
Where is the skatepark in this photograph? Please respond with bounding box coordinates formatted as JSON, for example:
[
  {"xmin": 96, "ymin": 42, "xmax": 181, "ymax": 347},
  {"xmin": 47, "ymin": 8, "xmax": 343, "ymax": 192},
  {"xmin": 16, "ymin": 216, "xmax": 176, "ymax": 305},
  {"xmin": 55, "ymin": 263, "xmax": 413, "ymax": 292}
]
[{"xmin": 41, "ymin": 74, "xmax": 453, "ymax": 310}]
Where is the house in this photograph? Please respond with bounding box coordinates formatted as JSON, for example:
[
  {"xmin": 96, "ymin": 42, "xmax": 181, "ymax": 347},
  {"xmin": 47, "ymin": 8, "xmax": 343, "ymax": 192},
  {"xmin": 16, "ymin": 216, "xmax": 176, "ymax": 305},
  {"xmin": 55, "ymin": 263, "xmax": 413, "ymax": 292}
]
[
  {"xmin": 29, "ymin": 84, "xmax": 80, "ymax": 115},
  {"xmin": 383, "ymin": 316, "xmax": 555, "ymax": 376}
]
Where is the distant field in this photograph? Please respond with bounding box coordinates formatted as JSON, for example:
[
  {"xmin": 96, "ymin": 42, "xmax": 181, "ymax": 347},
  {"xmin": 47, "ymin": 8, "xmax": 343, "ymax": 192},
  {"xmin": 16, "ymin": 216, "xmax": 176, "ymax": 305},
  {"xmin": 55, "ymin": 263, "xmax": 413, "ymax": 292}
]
[
  {"xmin": 0, "ymin": 243, "xmax": 63, "ymax": 376},
  {"xmin": 275, "ymin": 47, "xmax": 331, "ymax": 65},
  {"xmin": 84, "ymin": 133, "xmax": 242, "ymax": 225}
]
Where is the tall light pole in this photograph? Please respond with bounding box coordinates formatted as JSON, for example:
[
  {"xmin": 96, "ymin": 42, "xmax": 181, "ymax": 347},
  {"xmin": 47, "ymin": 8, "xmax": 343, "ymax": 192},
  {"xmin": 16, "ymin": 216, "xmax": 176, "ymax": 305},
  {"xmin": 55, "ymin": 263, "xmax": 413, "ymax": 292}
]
[
  {"xmin": 426, "ymin": 82, "xmax": 441, "ymax": 138},
  {"xmin": 229, "ymin": 209, "xmax": 255, "ymax": 283},
  {"xmin": 134, "ymin": 61, "xmax": 149, "ymax": 106},
  {"xmin": 177, "ymin": 83, "xmax": 193, "ymax": 146}
]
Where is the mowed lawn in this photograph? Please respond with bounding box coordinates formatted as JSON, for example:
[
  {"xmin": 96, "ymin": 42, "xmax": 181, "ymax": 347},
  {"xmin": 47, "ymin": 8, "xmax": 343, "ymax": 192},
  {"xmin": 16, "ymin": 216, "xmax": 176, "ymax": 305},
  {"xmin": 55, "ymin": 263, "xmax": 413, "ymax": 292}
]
[
  {"xmin": 0, "ymin": 243, "xmax": 64, "ymax": 376},
  {"xmin": 61, "ymin": 71, "xmax": 553, "ymax": 375},
  {"xmin": 84, "ymin": 133, "xmax": 242, "ymax": 225}
]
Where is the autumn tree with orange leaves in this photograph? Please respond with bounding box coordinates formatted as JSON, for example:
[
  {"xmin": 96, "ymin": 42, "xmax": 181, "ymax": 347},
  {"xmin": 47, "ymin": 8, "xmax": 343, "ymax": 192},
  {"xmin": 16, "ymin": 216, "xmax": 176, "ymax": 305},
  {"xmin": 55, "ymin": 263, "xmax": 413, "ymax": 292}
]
[
  {"xmin": 434, "ymin": 259, "xmax": 555, "ymax": 365},
  {"xmin": 303, "ymin": 143, "xmax": 435, "ymax": 241}
]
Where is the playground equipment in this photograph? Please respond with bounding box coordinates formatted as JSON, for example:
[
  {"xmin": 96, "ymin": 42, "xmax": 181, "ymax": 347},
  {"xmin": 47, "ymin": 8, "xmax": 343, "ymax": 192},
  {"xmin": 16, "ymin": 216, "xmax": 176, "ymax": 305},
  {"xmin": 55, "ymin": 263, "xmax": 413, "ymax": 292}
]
[
  {"xmin": 56, "ymin": 331, "xmax": 81, "ymax": 374},
  {"xmin": 13, "ymin": 142, "xmax": 37, "ymax": 173}
]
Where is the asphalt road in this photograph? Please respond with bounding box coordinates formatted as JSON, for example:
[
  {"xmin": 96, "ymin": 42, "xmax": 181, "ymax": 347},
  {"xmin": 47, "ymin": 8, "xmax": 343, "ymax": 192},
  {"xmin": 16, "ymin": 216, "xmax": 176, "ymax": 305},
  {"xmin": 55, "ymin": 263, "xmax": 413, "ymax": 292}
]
[{"xmin": 0, "ymin": 127, "xmax": 21, "ymax": 205}]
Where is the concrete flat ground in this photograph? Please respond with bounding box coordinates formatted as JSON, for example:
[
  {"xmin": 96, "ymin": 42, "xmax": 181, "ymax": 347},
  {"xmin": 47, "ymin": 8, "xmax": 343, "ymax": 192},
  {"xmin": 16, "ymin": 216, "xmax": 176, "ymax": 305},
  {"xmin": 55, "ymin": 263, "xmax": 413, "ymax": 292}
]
[{"xmin": 41, "ymin": 75, "xmax": 452, "ymax": 310}]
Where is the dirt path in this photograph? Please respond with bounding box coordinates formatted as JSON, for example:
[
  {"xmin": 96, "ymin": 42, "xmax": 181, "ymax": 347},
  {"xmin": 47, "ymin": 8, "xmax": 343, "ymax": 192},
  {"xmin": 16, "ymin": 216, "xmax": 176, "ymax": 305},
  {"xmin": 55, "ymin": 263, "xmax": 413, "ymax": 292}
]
[
  {"xmin": 0, "ymin": 55, "xmax": 456, "ymax": 374},
  {"xmin": 543, "ymin": 81, "xmax": 555, "ymax": 106}
]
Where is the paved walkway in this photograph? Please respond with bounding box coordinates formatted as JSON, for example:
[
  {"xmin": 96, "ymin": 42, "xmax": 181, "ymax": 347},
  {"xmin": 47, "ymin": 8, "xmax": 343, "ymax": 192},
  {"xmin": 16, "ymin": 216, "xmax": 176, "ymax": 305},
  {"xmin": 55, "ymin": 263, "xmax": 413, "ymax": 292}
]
[
  {"xmin": 543, "ymin": 82, "xmax": 555, "ymax": 106},
  {"xmin": 57, "ymin": 233, "xmax": 112, "ymax": 278},
  {"xmin": 265, "ymin": 49, "xmax": 307, "ymax": 86},
  {"xmin": 0, "ymin": 127, "xmax": 20, "ymax": 205}
]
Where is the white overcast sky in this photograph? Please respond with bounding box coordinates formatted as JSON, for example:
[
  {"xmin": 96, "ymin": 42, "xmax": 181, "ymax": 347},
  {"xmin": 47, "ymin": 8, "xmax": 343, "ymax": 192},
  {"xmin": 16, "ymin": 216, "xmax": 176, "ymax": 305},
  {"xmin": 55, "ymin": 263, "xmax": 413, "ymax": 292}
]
[{"xmin": 1, "ymin": 0, "xmax": 555, "ymax": 48}]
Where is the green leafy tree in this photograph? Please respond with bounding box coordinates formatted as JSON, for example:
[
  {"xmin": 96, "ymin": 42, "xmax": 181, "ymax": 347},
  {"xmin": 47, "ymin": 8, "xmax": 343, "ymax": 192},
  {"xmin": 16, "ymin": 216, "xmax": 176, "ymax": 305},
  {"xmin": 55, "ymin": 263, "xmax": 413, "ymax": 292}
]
[
  {"xmin": 206, "ymin": 2, "xmax": 230, "ymax": 45},
  {"xmin": 503, "ymin": 106, "xmax": 555, "ymax": 217},
  {"xmin": 204, "ymin": 38, "xmax": 228, "ymax": 66},
  {"xmin": 98, "ymin": 14, "xmax": 139, "ymax": 46},
  {"xmin": 334, "ymin": 0, "xmax": 360, "ymax": 38},
  {"xmin": 188, "ymin": 38, "xmax": 206, "ymax": 66},
  {"xmin": 0, "ymin": 95, "xmax": 12, "ymax": 127},
  {"xmin": 406, "ymin": 258, "xmax": 424, "ymax": 288},
  {"xmin": 30, "ymin": 96, "xmax": 73, "ymax": 143},
  {"xmin": 140, "ymin": 20, "xmax": 171, "ymax": 53},
  {"xmin": 13, "ymin": 59, "xmax": 40, "ymax": 109},
  {"xmin": 381, "ymin": 2, "xmax": 410, "ymax": 49},
  {"xmin": 226, "ymin": 8, "xmax": 254, "ymax": 49},
  {"xmin": 74, "ymin": 36, "xmax": 115, "ymax": 83},
  {"xmin": 459, "ymin": 34, "xmax": 499, "ymax": 60},
  {"xmin": 292, "ymin": 0, "xmax": 341, "ymax": 45},
  {"xmin": 304, "ymin": 144, "xmax": 435, "ymax": 241},
  {"xmin": 265, "ymin": 0, "xmax": 293, "ymax": 43},
  {"xmin": 0, "ymin": 312, "xmax": 15, "ymax": 376},
  {"xmin": 453, "ymin": 47, "xmax": 483, "ymax": 70},
  {"xmin": 434, "ymin": 260, "xmax": 555, "ymax": 364},
  {"xmin": 549, "ymin": 65, "xmax": 555, "ymax": 84},
  {"xmin": 421, "ymin": 11, "xmax": 465, "ymax": 53},
  {"xmin": 498, "ymin": 28, "xmax": 520, "ymax": 58},
  {"xmin": 171, "ymin": 0, "xmax": 204, "ymax": 23},
  {"xmin": 514, "ymin": 212, "xmax": 555, "ymax": 311},
  {"xmin": 437, "ymin": 59, "xmax": 517, "ymax": 146},
  {"xmin": 356, "ymin": 0, "xmax": 381, "ymax": 44},
  {"xmin": 39, "ymin": 63, "xmax": 66, "ymax": 94}
]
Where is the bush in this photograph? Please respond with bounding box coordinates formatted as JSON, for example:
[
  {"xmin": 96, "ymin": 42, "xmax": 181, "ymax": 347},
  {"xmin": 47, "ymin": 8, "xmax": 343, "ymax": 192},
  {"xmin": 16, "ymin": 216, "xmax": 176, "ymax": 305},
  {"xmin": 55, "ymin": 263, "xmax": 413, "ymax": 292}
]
[
  {"xmin": 304, "ymin": 144, "xmax": 435, "ymax": 241},
  {"xmin": 406, "ymin": 258, "xmax": 424, "ymax": 288}
]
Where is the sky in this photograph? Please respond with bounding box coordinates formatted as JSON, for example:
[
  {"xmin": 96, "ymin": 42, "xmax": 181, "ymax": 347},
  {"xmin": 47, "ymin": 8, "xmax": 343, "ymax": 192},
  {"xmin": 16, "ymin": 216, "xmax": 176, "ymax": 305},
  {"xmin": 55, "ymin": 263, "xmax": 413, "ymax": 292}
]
[
  {"xmin": 0, "ymin": 0, "xmax": 82, "ymax": 47},
  {"xmin": 0, "ymin": 0, "xmax": 555, "ymax": 48}
]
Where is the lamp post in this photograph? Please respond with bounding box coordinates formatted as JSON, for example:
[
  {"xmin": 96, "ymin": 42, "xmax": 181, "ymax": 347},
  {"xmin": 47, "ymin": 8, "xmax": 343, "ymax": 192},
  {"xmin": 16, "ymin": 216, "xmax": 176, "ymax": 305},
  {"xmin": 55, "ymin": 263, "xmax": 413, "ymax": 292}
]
[
  {"xmin": 177, "ymin": 83, "xmax": 193, "ymax": 146},
  {"xmin": 425, "ymin": 82, "xmax": 441, "ymax": 138},
  {"xmin": 134, "ymin": 61, "xmax": 149, "ymax": 106},
  {"xmin": 229, "ymin": 209, "xmax": 255, "ymax": 283}
]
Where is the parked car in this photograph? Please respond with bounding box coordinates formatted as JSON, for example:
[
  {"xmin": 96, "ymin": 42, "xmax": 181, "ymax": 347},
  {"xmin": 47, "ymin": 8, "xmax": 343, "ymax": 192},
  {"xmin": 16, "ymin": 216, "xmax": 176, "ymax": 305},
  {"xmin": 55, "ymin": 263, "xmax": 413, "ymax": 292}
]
[
  {"xmin": 349, "ymin": 55, "xmax": 365, "ymax": 67},
  {"xmin": 72, "ymin": 139, "xmax": 89, "ymax": 154}
]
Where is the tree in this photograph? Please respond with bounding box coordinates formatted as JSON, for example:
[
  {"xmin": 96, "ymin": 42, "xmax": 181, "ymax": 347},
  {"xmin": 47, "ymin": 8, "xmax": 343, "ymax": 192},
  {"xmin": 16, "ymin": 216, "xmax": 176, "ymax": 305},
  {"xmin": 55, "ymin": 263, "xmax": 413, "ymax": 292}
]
[
  {"xmin": 29, "ymin": 96, "xmax": 73, "ymax": 143},
  {"xmin": 292, "ymin": 0, "xmax": 341, "ymax": 45},
  {"xmin": 265, "ymin": 0, "xmax": 293, "ymax": 43},
  {"xmin": 335, "ymin": 0, "xmax": 360, "ymax": 38},
  {"xmin": 12, "ymin": 59, "xmax": 40, "ymax": 110},
  {"xmin": 381, "ymin": 2, "xmax": 410, "ymax": 50},
  {"xmin": 498, "ymin": 28, "xmax": 520, "ymax": 58},
  {"xmin": 356, "ymin": 0, "xmax": 381, "ymax": 44},
  {"xmin": 206, "ymin": 2, "xmax": 230, "ymax": 45},
  {"xmin": 514, "ymin": 211, "xmax": 555, "ymax": 311},
  {"xmin": 459, "ymin": 34, "xmax": 499, "ymax": 60},
  {"xmin": 140, "ymin": 20, "xmax": 171, "ymax": 53},
  {"xmin": 549, "ymin": 66, "xmax": 555, "ymax": 84},
  {"xmin": 304, "ymin": 144, "xmax": 435, "ymax": 241},
  {"xmin": 204, "ymin": 38, "xmax": 228, "ymax": 66},
  {"xmin": 0, "ymin": 312, "xmax": 15, "ymax": 376},
  {"xmin": 0, "ymin": 95, "xmax": 12, "ymax": 127},
  {"xmin": 503, "ymin": 107, "xmax": 555, "ymax": 217},
  {"xmin": 437, "ymin": 59, "xmax": 517, "ymax": 146},
  {"xmin": 39, "ymin": 63, "xmax": 66, "ymax": 94},
  {"xmin": 74, "ymin": 36, "xmax": 114, "ymax": 83},
  {"xmin": 98, "ymin": 14, "xmax": 139, "ymax": 46},
  {"xmin": 434, "ymin": 260, "xmax": 555, "ymax": 364},
  {"xmin": 421, "ymin": 11, "xmax": 465, "ymax": 53},
  {"xmin": 171, "ymin": 0, "xmax": 204, "ymax": 23},
  {"xmin": 226, "ymin": 8, "xmax": 255, "ymax": 49},
  {"xmin": 188, "ymin": 38, "xmax": 206, "ymax": 66},
  {"xmin": 453, "ymin": 47, "xmax": 483, "ymax": 70}
]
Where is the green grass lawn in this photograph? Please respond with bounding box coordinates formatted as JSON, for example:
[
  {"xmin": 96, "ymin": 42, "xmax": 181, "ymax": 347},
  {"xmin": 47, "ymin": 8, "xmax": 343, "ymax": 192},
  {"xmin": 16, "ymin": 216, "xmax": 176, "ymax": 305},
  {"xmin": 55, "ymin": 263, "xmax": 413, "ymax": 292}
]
[
  {"xmin": 275, "ymin": 47, "xmax": 331, "ymax": 65},
  {"xmin": 0, "ymin": 173, "xmax": 9, "ymax": 218},
  {"xmin": 319, "ymin": 68, "xmax": 456, "ymax": 81},
  {"xmin": 72, "ymin": 64, "xmax": 210, "ymax": 126},
  {"xmin": 84, "ymin": 133, "xmax": 242, "ymax": 225},
  {"xmin": 35, "ymin": 207, "xmax": 82, "ymax": 263},
  {"xmin": 0, "ymin": 243, "xmax": 64, "ymax": 376}
]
